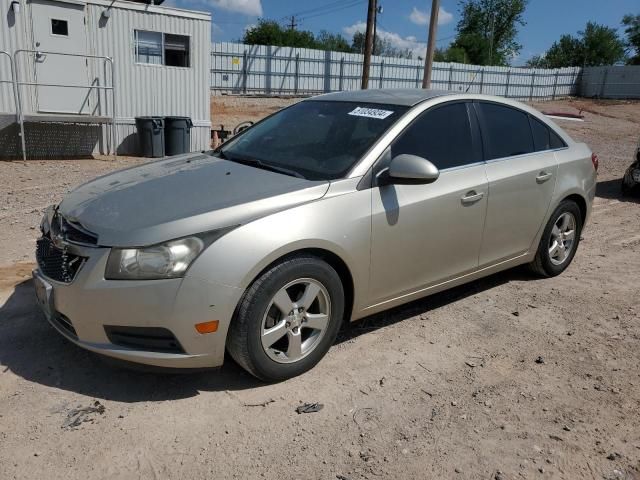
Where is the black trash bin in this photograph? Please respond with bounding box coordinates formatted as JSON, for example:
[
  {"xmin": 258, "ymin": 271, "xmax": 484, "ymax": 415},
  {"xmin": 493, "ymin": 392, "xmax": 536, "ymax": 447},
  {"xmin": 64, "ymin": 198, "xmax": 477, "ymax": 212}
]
[
  {"xmin": 135, "ymin": 117, "xmax": 165, "ymax": 158},
  {"xmin": 164, "ymin": 116, "xmax": 193, "ymax": 156}
]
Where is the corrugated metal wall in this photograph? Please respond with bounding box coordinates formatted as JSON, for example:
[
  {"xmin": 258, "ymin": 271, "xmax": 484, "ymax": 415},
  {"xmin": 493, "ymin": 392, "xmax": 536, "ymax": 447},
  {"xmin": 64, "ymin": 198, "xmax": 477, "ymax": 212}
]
[
  {"xmin": 86, "ymin": 1, "xmax": 211, "ymax": 154},
  {"xmin": 1, "ymin": 0, "xmax": 211, "ymax": 156},
  {"xmin": 579, "ymin": 66, "xmax": 640, "ymax": 99},
  {"xmin": 0, "ymin": 0, "xmax": 33, "ymax": 115},
  {"xmin": 211, "ymin": 42, "xmax": 583, "ymax": 101}
]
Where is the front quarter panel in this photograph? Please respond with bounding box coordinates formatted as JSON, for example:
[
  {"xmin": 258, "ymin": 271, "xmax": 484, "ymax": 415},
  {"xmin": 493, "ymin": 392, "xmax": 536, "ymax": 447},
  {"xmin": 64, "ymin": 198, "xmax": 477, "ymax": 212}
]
[{"xmin": 186, "ymin": 177, "xmax": 372, "ymax": 340}]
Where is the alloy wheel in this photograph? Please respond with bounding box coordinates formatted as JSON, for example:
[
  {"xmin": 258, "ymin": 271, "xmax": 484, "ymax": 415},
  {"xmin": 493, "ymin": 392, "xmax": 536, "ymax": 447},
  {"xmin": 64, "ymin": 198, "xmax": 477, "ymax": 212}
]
[
  {"xmin": 261, "ymin": 278, "xmax": 331, "ymax": 364},
  {"xmin": 548, "ymin": 212, "xmax": 577, "ymax": 266}
]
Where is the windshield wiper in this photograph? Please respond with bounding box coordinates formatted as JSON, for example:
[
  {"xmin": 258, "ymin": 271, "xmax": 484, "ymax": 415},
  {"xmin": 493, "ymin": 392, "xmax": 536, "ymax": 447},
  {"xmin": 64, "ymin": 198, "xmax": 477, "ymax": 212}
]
[{"xmin": 222, "ymin": 152, "xmax": 306, "ymax": 179}]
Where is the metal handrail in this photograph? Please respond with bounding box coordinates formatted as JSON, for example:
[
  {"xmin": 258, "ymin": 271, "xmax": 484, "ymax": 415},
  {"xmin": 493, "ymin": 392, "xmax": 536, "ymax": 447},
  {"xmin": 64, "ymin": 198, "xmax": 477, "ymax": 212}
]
[
  {"xmin": 13, "ymin": 49, "xmax": 117, "ymax": 160},
  {"xmin": 0, "ymin": 50, "xmax": 24, "ymax": 160}
]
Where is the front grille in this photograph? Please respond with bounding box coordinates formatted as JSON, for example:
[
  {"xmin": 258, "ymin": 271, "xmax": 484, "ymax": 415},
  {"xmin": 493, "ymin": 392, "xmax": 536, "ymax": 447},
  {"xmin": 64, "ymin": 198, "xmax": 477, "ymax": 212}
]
[
  {"xmin": 51, "ymin": 313, "xmax": 78, "ymax": 338},
  {"xmin": 36, "ymin": 237, "xmax": 85, "ymax": 283},
  {"xmin": 104, "ymin": 326, "xmax": 185, "ymax": 354},
  {"xmin": 51, "ymin": 213, "xmax": 98, "ymax": 246}
]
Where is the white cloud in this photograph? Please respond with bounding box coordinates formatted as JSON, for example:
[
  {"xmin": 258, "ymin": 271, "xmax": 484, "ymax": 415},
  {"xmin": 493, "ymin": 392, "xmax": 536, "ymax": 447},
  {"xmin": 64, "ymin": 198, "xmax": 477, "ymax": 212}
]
[
  {"xmin": 205, "ymin": 0, "xmax": 262, "ymax": 16},
  {"xmin": 211, "ymin": 22, "xmax": 224, "ymax": 39},
  {"xmin": 343, "ymin": 21, "xmax": 428, "ymax": 58},
  {"xmin": 409, "ymin": 6, "xmax": 453, "ymax": 26}
]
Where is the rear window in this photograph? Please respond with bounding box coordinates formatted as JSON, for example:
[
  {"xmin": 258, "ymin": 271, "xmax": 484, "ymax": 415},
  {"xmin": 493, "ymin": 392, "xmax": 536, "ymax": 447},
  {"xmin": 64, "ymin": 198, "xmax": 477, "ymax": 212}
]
[
  {"xmin": 477, "ymin": 102, "xmax": 534, "ymax": 160},
  {"xmin": 531, "ymin": 116, "xmax": 567, "ymax": 151}
]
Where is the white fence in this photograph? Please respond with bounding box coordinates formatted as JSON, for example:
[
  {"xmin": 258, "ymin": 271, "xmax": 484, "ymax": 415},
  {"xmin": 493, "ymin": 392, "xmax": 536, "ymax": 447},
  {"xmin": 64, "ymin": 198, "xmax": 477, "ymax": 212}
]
[
  {"xmin": 579, "ymin": 65, "xmax": 640, "ymax": 99},
  {"xmin": 210, "ymin": 42, "xmax": 582, "ymax": 100}
]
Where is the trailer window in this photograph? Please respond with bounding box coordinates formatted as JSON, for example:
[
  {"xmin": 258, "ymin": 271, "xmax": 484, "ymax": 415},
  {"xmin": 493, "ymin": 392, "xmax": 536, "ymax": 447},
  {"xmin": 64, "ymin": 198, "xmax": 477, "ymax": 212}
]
[
  {"xmin": 135, "ymin": 31, "xmax": 163, "ymax": 65},
  {"xmin": 135, "ymin": 30, "xmax": 190, "ymax": 68},
  {"xmin": 51, "ymin": 19, "xmax": 68, "ymax": 36},
  {"xmin": 164, "ymin": 34, "xmax": 190, "ymax": 67}
]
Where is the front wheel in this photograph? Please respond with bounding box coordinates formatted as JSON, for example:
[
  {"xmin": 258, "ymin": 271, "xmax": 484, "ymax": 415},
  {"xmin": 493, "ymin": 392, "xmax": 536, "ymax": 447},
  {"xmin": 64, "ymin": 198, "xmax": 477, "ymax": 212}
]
[
  {"xmin": 227, "ymin": 255, "xmax": 344, "ymax": 382},
  {"xmin": 529, "ymin": 200, "xmax": 583, "ymax": 277}
]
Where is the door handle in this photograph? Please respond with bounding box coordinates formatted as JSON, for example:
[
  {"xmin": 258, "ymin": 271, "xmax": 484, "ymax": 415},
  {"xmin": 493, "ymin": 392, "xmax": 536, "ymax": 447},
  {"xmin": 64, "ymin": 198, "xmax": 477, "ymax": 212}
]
[
  {"xmin": 461, "ymin": 190, "xmax": 484, "ymax": 205},
  {"xmin": 536, "ymin": 171, "xmax": 553, "ymax": 183}
]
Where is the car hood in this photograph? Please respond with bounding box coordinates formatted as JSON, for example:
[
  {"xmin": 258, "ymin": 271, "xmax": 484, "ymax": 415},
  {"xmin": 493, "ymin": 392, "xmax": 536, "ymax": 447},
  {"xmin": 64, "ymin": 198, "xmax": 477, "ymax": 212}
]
[{"xmin": 58, "ymin": 153, "xmax": 329, "ymax": 247}]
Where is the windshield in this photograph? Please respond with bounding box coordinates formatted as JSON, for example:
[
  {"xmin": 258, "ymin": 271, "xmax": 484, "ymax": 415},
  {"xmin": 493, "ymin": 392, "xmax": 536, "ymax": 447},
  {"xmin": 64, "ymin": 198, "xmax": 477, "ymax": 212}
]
[{"xmin": 217, "ymin": 101, "xmax": 407, "ymax": 180}]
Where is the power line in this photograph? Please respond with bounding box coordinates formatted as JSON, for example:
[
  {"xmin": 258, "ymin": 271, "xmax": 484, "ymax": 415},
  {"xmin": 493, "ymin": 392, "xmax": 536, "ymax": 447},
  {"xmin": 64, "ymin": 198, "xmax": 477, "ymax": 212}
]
[
  {"xmin": 297, "ymin": 0, "xmax": 366, "ymax": 22},
  {"xmin": 286, "ymin": 0, "xmax": 354, "ymax": 19}
]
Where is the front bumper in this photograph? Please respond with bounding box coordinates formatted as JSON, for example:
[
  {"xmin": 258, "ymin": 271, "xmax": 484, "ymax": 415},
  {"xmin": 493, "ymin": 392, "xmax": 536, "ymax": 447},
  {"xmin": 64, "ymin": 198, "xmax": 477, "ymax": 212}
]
[{"xmin": 33, "ymin": 243, "xmax": 243, "ymax": 369}]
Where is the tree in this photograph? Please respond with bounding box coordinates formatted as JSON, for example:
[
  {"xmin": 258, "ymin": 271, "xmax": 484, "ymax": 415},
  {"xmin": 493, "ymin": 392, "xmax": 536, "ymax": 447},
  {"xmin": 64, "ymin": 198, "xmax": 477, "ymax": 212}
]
[
  {"xmin": 351, "ymin": 32, "xmax": 413, "ymax": 59},
  {"xmin": 434, "ymin": 46, "xmax": 468, "ymax": 63},
  {"xmin": 448, "ymin": 0, "xmax": 528, "ymax": 66},
  {"xmin": 243, "ymin": 20, "xmax": 317, "ymax": 49},
  {"xmin": 526, "ymin": 35, "xmax": 583, "ymax": 68},
  {"xmin": 315, "ymin": 31, "xmax": 352, "ymax": 52},
  {"xmin": 526, "ymin": 22, "xmax": 626, "ymax": 68},
  {"xmin": 622, "ymin": 13, "xmax": 640, "ymax": 65}
]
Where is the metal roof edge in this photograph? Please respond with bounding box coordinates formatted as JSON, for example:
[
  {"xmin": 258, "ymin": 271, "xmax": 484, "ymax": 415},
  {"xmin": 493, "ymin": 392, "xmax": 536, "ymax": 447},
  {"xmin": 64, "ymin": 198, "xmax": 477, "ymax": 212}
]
[{"xmin": 85, "ymin": 0, "xmax": 211, "ymax": 21}]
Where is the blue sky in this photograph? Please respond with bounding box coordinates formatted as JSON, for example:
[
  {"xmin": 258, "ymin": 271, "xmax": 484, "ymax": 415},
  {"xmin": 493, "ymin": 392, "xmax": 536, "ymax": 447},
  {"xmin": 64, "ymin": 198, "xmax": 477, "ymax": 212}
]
[{"xmin": 170, "ymin": 0, "xmax": 638, "ymax": 65}]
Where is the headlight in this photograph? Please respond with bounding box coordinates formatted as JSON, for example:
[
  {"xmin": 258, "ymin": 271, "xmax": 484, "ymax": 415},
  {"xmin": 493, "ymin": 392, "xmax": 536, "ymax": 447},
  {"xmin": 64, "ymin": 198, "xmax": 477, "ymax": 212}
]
[{"xmin": 105, "ymin": 228, "xmax": 235, "ymax": 280}]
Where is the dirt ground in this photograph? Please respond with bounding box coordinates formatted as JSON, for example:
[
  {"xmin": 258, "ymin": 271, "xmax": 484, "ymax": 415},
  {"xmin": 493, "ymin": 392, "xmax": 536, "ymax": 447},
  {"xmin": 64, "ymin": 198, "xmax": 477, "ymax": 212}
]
[{"xmin": 1, "ymin": 96, "xmax": 639, "ymax": 480}]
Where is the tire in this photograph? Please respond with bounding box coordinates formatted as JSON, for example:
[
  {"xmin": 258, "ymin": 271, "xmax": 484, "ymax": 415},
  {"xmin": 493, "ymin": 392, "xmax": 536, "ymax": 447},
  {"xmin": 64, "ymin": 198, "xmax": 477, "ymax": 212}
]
[
  {"xmin": 227, "ymin": 255, "xmax": 344, "ymax": 382},
  {"xmin": 529, "ymin": 200, "xmax": 583, "ymax": 277}
]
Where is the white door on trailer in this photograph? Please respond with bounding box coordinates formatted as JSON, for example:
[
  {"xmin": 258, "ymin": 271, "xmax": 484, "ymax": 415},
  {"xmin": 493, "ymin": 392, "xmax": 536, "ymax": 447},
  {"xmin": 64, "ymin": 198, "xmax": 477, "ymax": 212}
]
[{"xmin": 30, "ymin": 0, "xmax": 90, "ymax": 114}]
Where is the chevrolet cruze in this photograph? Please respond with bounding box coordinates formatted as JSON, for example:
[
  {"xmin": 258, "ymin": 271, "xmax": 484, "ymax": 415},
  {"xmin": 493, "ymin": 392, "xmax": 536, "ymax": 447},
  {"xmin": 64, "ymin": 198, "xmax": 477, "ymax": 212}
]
[{"xmin": 34, "ymin": 89, "xmax": 597, "ymax": 381}]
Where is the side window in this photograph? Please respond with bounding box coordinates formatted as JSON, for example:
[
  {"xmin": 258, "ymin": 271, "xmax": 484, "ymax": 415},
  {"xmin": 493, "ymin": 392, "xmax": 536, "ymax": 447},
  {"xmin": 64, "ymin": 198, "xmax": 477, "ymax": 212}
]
[
  {"xmin": 478, "ymin": 102, "xmax": 534, "ymax": 160},
  {"xmin": 530, "ymin": 116, "xmax": 551, "ymax": 151},
  {"xmin": 549, "ymin": 129, "xmax": 566, "ymax": 149},
  {"xmin": 391, "ymin": 102, "xmax": 478, "ymax": 170}
]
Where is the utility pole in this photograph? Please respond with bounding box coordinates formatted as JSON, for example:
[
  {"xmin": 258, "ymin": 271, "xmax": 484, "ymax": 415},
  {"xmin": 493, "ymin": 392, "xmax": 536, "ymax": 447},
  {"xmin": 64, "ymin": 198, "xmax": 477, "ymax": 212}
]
[
  {"xmin": 488, "ymin": 12, "xmax": 495, "ymax": 65},
  {"xmin": 372, "ymin": 2, "xmax": 381, "ymax": 56},
  {"xmin": 287, "ymin": 15, "xmax": 298, "ymax": 30},
  {"xmin": 422, "ymin": 0, "xmax": 440, "ymax": 88},
  {"xmin": 361, "ymin": 0, "xmax": 376, "ymax": 89}
]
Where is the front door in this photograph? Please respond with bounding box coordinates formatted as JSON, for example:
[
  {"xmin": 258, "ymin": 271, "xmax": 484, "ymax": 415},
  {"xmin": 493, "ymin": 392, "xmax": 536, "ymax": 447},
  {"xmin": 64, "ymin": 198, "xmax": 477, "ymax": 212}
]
[
  {"xmin": 30, "ymin": 0, "xmax": 90, "ymax": 114},
  {"xmin": 369, "ymin": 101, "xmax": 488, "ymax": 304}
]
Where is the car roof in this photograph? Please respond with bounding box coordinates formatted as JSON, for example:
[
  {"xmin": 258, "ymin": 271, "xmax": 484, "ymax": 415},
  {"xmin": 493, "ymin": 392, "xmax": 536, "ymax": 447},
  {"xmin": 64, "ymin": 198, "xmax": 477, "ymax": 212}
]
[{"xmin": 307, "ymin": 88, "xmax": 454, "ymax": 107}]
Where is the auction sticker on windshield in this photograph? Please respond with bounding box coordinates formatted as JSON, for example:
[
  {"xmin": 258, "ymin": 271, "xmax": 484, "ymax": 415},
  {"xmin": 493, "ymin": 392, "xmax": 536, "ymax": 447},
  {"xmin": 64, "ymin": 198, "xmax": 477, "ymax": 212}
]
[{"xmin": 348, "ymin": 107, "xmax": 394, "ymax": 120}]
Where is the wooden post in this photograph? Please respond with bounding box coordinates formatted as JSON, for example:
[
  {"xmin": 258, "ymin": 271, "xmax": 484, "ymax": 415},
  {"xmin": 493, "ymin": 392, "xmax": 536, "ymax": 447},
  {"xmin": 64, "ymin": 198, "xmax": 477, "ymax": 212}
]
[
  {"xmin": 551, "ymin": 70, "xmax": 559, "ymax": 100},
  {"xmin": 422, "ymin": 0, "xmax": 440, "ymax": 88},
  {"xmin": 361, "ymin": 0, "xmax": 376, "ymax": 89},
  {"xmin": 505, "ymin": 70, "xmax": 510, "ymax": 97},
  {"xmin": 529, "ymin": 71, "xmax": 536, "ymax": 101},
  {"xmin": 242, "ymin": 50, "xmax": 248, "ymax": 94},
  {"xmin": 294, "ymin": 53, "xmax": 299, "ymax": 94}
]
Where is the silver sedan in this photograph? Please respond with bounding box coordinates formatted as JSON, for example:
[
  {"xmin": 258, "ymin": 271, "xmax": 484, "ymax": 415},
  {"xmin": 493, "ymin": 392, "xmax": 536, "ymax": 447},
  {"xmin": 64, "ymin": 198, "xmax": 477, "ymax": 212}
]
[{"xmin": 34, "ymin": 89, "xmax": 597, "ymax": 381}]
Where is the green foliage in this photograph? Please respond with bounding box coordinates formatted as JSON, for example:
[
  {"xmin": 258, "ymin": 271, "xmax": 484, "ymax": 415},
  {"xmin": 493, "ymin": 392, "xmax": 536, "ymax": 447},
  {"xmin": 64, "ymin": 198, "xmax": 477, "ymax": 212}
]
[
  {"xmin": 434, "ymin": 46, "xmax": 468, "ymax": 63},
  {"xmin": 351, "ymin": 31, "xmax": 413, "ymax": 59},
  {"xmin": 622, "ymin": 13, "xmax": 640, "ymax": 65},
  {"xmin": 448, "ymin": 0, "xmax": 528, "ymax": 66},
  {"xmin": 243, "ymin": 20, "xmax": 317, "ymax": 48},
  {"xmin": 315, "ymin": 30, "xmax": 352, "ymax": 53},
  {"xmin": 526, "ymin": 22, "xmax": 626, "ymax": 68}
]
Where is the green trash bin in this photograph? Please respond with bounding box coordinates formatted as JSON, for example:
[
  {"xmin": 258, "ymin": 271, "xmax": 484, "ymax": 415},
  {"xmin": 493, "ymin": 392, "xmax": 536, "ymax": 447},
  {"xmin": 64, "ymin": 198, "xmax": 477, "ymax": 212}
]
[
  {"xmin": 135, "ymin": 117, "xmax": 165, "ymax": 158},
  {"xmin": 164, "ymin": 116, "xmax": 193, "ymax": 156}
]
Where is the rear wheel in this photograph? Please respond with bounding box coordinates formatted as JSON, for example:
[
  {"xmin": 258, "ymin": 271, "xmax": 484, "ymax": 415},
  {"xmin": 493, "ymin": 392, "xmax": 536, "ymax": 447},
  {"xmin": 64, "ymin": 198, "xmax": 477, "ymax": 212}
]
[
  {"xmin": 529, "ymin": 200, "xmax": 582, "ymax": 277},
  {"xmin": 227, "ymin": 255, "xmax": 344, "ymax": 382}
]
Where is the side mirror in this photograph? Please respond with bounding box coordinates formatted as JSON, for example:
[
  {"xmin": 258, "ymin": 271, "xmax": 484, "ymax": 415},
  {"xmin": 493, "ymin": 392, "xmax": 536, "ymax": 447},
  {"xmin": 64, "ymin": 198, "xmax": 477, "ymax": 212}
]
[{"xmin": 386, "ymin": 154, "xmax": 439, "ymax": 185}]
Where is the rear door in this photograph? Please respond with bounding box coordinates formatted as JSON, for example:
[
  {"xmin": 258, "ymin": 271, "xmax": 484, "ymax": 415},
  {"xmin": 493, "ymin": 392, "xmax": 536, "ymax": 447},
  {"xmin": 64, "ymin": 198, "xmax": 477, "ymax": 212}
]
[
  {"xmin": 475, "ymin": 102, "xmax": 559, "ymax": 266},
  {"xmin": 369, "ymin": 101, "xmax": 488, "ymax": 304}
]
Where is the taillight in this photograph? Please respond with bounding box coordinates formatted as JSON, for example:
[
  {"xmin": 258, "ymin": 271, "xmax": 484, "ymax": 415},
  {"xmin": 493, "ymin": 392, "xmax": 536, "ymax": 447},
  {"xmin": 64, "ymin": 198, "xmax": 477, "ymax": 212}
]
[{"xmin": 591, "ymin": 153, "xmax": 599, "ymax": 172}]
